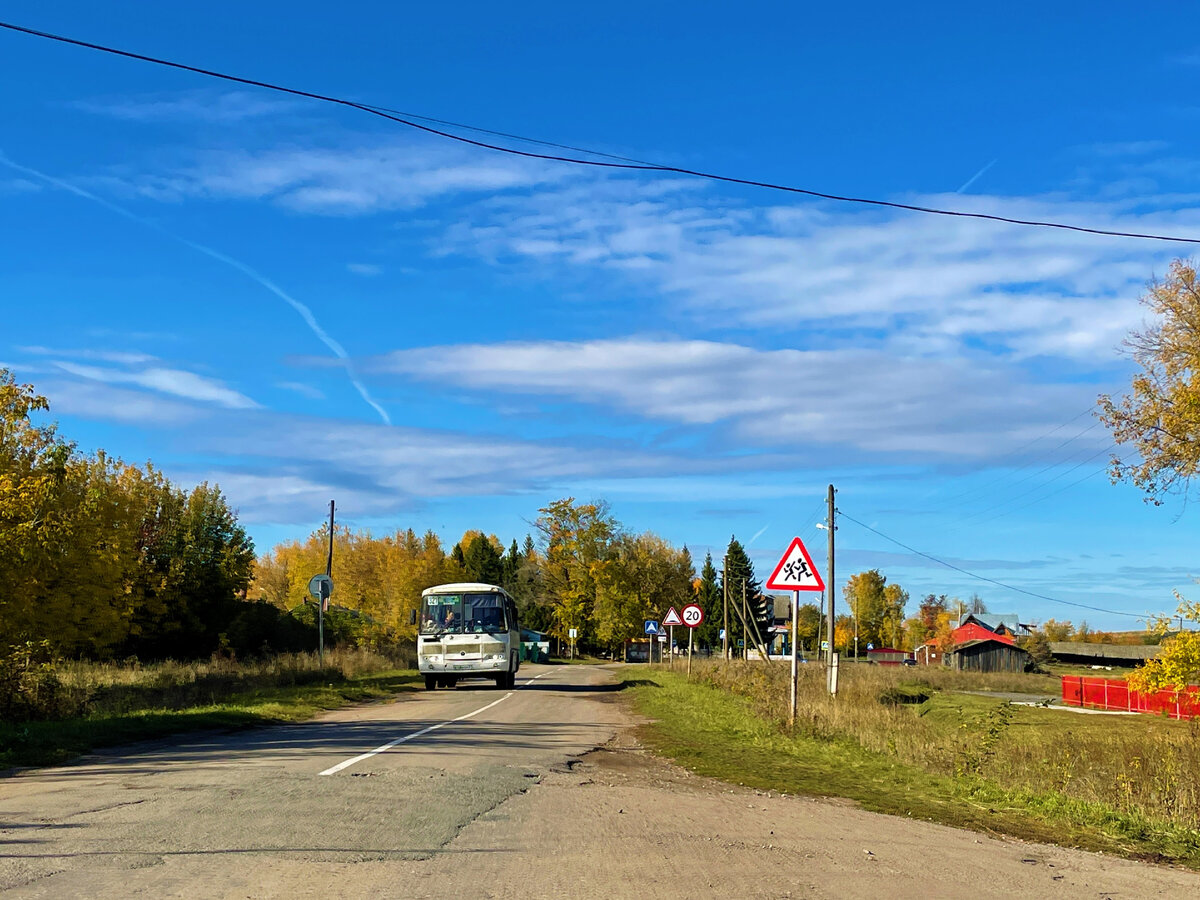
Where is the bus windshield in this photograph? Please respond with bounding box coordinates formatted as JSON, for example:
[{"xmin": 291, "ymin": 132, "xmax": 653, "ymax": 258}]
[{"xmin": 421, "ymin": 593, "xmax": 509, "ymax": 635}]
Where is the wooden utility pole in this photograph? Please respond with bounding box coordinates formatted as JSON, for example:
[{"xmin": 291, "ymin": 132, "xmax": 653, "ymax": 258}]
[
  {"xmin": 742, "ymin": 580, "xmax": 748, "ymax": 660},
  {"xmin": 320, "ymin": 499, "xmax": 334, "ymax": 664},
  {"xmin": 722, "ymin": 556, "xmax": 729, "ymax": 660}
]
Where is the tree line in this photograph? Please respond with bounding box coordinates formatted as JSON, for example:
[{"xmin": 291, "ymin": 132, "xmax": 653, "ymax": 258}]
[
  {"xmin": 1, "ymin": 370, "xmax": 261, "ymax": 659},
  {"xmin": 252, "ymin": 497, "xmax": 780, "ymax": 657}
]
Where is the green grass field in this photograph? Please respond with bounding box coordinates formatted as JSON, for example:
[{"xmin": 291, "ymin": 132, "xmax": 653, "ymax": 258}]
[{"xmin": 622, "ymin": 664, "xmax": 1200, "ymax": 867}]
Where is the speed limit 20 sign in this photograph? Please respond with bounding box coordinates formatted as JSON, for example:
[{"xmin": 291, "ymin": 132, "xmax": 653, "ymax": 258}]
[{"xmin": 682, "ymin": 603, "xmax": 704, "ymax": 628}]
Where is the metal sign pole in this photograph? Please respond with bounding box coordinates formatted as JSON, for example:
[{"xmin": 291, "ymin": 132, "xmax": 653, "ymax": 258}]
[
  {"xmin": 790, "ymin": 589, "xmax": 799, "ymax": 726},
  {"xmin": 687, "ymin": 625, "xmax": 694, "ymax": 677},
  {"xmin": 669, "ymin": 625, "xmax": 674, "ymax": 669}
]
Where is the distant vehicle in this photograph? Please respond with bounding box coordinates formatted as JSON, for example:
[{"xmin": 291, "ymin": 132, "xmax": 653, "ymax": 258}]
[
  {"xmin": 418, "ymin": 582, "xmax": 521, "ymax": 690},
  {"xmin": 901, "ymin": 658, "xmax": 917, "ymax": 667}
]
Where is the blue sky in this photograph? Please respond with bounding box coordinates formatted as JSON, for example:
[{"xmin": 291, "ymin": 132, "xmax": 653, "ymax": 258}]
[{"xmin": 2, "ymin": 2, "xmax": 1199, "ymax": 630}]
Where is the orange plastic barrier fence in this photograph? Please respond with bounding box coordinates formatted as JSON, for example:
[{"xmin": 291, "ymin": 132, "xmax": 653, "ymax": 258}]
[{"xmin": 1060, "ymin": 676, "xmax": 1200, "ymax": 720}]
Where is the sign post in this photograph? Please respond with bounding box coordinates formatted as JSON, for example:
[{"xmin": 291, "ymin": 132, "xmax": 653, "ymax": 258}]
[
  {"xmin": 644, "ymin": 620, "xmax": 659, "ymax": 666},
  {"xmin": 766, "ymin": 537, "xmax": 826, "ymax": 725},
  {"xmin": 663, "ymin": 607, "xmax": 683, "ymax": 669},
  {"xmin": 682, "ymin": 603, "xmax": 703, "ymax": 677},
  {"xmin": 307, "ymin": 573, "xmax": 334, "ymax": 664}
]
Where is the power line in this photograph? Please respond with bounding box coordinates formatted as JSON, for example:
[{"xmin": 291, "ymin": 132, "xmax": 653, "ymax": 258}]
[
  {"xmin": 964, "ymin": 441, "xmax": 1118, "ymax": 524},
  {"xmin": 3, "ymin": 19, "xmax": 1200, "ymax": 246},
  {"xmin": 837, "ymin": 509, "xmax": 1148, "ymax": 619},
  {"xmin": 973, "ymin": 450, "xmax": 1132, "ymax": 524},
  {"xmin": 920, "ymin": 407, "xmax": 1098, "ymax": 512},
  {"xmin": 957, "ymin": 435, "xmax": 1114, "ymax": 523}
]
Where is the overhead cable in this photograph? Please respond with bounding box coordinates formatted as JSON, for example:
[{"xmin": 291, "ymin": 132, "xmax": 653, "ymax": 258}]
[
  {"xmin": 2, "ymin": 19, "xmax": 1200, "ymax": 245},
  {"xmin": 837, "ymin": 510, "xmax": 1148, "ymax": 619}
]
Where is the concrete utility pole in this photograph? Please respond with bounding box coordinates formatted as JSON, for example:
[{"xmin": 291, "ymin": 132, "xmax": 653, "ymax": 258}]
[
  {"xmin": 722, "ymin": 556, "xmax": 729, "ymax": 660},
  {"xmin": 825, "ymin": 484, "xmax": 836, "ymax": 694}
]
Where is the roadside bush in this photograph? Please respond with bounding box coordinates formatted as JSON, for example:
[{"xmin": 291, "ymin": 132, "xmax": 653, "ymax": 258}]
[{"xmin": 0, "ymin": 642, "xmax": 87, "ymax": 722}]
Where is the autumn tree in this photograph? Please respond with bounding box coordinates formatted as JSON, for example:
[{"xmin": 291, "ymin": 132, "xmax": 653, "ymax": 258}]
[
  {"xmin": 843, "ymin": 569, "xmax": 887, "ymax": 650},
  {"xmin": 795, "ymin": 602, "xmax": 823, "ymax": 652},
  {"xmin": 881, "ymin": 583, "xmax": 909, "ymax": 648},
  {"xmin": 1129, "ymin": 596, "xmax": 1200, "ymax": 692},
  {"xmin": 594, "ymin": 533, "xmax": 694, "ymax": 652},
  {"xmin": 1099, "ymin": 260, "xmax": 1200, "ymax": 503},
  {"xmin": 1042, "ymin": 619, "xmax": 1074, "ymax": 642},
  {"xmin": 536, "ymin": 498, "xmax": 619, "ymax": 648}
]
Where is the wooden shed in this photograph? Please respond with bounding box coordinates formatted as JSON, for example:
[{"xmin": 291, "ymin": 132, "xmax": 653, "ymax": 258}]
[{"xmin": 948, "ymin": 638, "xmax": 1030, "ymax": 673}]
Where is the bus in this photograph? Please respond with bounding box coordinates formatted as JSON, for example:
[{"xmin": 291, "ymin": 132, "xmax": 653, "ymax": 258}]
[{"xmin": 417, "ymin": 582, "xmax": 521, "ymax": 690}]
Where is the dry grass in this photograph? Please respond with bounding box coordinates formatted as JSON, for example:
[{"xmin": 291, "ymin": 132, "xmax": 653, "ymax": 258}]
[
  {"xmin": 691, "ymin": 660, "xmax": 1200, "ymax": 829},
  {"xmin": 1, "ymin": 647, "xmax": 420, "ymax": 769},
  {"xmin": 51, "ymin": 646, "xmax": 416, "ymax": 717}
]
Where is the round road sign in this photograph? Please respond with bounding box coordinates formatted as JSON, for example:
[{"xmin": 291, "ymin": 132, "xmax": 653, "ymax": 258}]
[
  {"xmin": 307, "ymin": 573, "xmax": 333, "ymax": 601},
  {"xmin": 682, "ymin": 603, "xmax": 704, "ymax": 628}
]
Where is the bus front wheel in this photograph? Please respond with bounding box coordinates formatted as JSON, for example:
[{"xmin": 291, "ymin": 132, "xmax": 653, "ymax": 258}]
[{"xmin": 424, "ymin": 675, "xmax": 437, "ymax": 690}]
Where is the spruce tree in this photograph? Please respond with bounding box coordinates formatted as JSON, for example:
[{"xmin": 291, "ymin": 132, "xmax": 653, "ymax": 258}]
[
  {"xmin": 695, "ymin": 551, "xmax": 721, "ymax": 649},
  {"xmin": 463, "ymin": 534, "xmax": 503, "ymax": 584},
  {"xmin": 721, "ymin": 536, "xmax": 769, "ymax": 655}
]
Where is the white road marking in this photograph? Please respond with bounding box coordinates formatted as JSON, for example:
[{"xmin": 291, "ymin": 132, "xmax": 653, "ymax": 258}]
[{"xmin": 319, "ymin": 670, "xmax": 553, "ymax": 775}]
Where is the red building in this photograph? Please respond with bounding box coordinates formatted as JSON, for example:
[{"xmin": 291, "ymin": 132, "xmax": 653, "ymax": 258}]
[{"xmin": 951, "ymin": 622, "xmax": 1014, "ymax": 646}]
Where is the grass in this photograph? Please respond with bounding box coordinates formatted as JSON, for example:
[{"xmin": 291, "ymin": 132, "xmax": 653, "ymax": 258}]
[
  {"xmin": 621, "ymin": 662, "xmax": 1200, "ymax": 867},
  {"xmin": 0, "ymin": 648, "xmax": 420, "ymax": 770}
]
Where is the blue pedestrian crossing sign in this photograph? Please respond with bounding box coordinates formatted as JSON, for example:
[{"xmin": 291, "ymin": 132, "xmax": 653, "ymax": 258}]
[{"xmin": 644, "ymin": 620, "xmax": 660, "ymax": 635}]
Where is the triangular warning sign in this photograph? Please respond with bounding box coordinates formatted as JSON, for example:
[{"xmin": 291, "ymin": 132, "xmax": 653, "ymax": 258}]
[
  {"xmin": 662, "ymin": 607, "xmax": 683, "ymax": 627},
  {"xmin": 765, "ymin": 537, "xmax": 825, "ymax": 592}
]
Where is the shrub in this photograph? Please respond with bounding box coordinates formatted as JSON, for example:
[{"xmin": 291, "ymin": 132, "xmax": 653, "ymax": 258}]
[{"xmin": 0, "ymin": 642, "xmax": 86, "ymax": 721}]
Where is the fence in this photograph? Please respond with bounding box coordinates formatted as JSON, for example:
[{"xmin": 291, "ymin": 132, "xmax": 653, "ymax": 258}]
[{"xmin": 1061, "ymin": 676, "xmax": 1200, "ymax": 720}]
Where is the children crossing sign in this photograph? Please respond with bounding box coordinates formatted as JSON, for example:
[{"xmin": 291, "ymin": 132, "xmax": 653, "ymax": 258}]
[{"xmin": 765, "ymin": 537, "xmax": 825, "ymax": 592}]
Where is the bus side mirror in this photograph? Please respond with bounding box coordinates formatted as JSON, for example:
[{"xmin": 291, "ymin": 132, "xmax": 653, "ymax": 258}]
[{"xmin": 409, "ymin": 609, "xmax": 417, "ymax": 626}]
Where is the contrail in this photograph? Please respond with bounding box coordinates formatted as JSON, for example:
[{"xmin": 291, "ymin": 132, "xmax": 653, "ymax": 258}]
[
  {"xmin": 956, "ymin": 158, "xmax": 998, "ymax": 194},
  {"xmin": 748, "ymin": 524, "xmax": 769, "ymax": 547},
  {"xmin": 0, "ymin": 153, "xmax": 391, "ymax": 425}
]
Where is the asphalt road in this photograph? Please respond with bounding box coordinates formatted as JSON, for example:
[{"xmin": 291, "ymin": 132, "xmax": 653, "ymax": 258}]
[{"xmin": 2, "ymin": 663, "xmax": 1196, "ymax": 898}]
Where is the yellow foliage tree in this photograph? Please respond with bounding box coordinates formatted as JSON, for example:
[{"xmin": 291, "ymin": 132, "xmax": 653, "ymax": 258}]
[
  {"xmin": 1099, "ymin": 260, "xmax": 1200, "ymax": 502},
  {"xmin": 1128, "ymin": 597, "xmax": 1200, "ymax": 692}
]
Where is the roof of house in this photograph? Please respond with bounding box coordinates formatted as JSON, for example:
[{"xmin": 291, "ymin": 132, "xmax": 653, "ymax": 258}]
[
  {"xmin": 953, "ymin": 622, "xmax": 1015, "ymax": 646},
  {"xmin": 866, "ymin": 647, "xmax": 904, "ymax": 654},
  {"xmin": 964, "ymin": 613, "xmax": 1029, "ymax": 633}
]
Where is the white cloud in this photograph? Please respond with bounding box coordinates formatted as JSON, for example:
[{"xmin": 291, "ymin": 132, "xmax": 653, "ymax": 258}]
[
  {"xmin": 20, "ymin": 345, "xmax": 158, "ymax": 365},
  {"xmin": 33, "ymin": 375, "xmax": 730, "ymax": 524},
  {"xmin": 276, "ymin": 381, "xmax": 326, "ymax": 400},
  {"xmin": 116, "ymin": 139, "xmax": 569, "ymax": 214},
  {"xmin": 362, "ymin": 337, "xmax": 1107, "ymax": 458},
  {"xmin": 441, "ymin": 181, "xmax": 1196, "ymax": 360},
  {"xmin": 73, "ymin": 90, "xmax": 301, "ymax": 123},
  {"xmin": 53, "ymin": 361, "xmax": 259, "ymax": 409}
]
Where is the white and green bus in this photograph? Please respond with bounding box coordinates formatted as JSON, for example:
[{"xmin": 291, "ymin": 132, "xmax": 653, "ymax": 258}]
[{"xmin": 418, "ymin": 582, "xmax": 521, "ymax": 690}]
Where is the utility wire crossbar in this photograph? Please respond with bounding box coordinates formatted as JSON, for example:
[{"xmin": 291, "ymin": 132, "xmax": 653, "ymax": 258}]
[{"xmin": 2, "ymin": 19, "xmax": 1200, "ymax": 246}]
